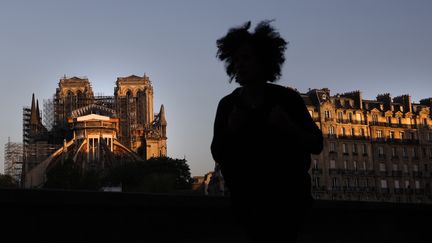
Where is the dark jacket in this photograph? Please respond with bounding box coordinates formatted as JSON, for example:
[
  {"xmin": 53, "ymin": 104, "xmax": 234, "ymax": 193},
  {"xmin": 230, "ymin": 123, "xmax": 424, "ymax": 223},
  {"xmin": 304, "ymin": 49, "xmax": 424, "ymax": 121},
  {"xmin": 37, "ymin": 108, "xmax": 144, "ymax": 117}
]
[{"xmin": 211, "ymin": 83, "xmax": 323, "ymax": 201}]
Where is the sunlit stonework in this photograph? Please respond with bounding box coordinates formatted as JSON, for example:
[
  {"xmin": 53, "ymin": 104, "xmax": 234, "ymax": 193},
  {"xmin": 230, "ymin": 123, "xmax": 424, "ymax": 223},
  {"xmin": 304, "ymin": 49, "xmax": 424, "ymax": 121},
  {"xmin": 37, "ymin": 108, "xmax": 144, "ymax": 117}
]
[{"xmin": 23, "ymin": 75, "xmax": 167, "ymax": 188}]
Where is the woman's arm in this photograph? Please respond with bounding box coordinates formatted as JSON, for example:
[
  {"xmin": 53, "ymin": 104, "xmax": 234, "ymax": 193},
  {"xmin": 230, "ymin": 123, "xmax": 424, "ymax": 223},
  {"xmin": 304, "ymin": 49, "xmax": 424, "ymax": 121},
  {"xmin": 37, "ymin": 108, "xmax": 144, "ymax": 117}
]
[
  {"xmin": 267, "ymin": 89, "xmax": 323, "ymax": 154},
  {"xmin": 211, "ymin": 97, "xmax": 232, "ymax": 165}
]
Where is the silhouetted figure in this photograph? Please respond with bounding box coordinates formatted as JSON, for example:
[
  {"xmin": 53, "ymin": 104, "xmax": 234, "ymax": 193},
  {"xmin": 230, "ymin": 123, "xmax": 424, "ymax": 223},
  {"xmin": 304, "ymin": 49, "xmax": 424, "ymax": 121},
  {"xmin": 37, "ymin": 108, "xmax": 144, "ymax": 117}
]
[{"xmin": 211, "ymin": 21, "xmax": 323, "ymax": 242}]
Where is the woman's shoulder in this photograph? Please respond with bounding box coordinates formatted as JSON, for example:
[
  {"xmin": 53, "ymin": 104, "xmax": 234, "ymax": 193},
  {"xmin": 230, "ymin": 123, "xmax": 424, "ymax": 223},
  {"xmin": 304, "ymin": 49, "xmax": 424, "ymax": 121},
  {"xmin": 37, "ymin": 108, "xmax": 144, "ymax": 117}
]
[
  {"xmin": 218, "ymin": 88, "xmax": 241, "ymax": 107},
  {"xmin": 265, "ymin": 83, "xmax": 302, "ymax": 99}
]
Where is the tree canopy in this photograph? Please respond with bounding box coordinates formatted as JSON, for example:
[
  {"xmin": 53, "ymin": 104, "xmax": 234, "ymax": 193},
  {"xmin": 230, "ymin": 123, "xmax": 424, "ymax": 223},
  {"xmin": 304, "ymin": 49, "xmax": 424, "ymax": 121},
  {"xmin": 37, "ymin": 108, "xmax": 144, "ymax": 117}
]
[
  {"xmin": 0, "ymin": 174, "xmax": 18, "ymax": 188},
  {"xmin": 43, "ymin": 157, "xmax": 193, "ymax": 193},
  {"xmin": 104, "ymin": 157, "xmax": 193, "ymax": 193}
]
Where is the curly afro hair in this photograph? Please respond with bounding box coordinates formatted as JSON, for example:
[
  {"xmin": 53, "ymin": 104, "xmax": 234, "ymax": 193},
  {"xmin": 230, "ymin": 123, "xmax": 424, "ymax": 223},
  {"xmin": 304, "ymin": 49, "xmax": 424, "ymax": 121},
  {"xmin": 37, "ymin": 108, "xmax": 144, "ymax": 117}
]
[{"xmin": 216, "ymin": 20, "xmax": 288, "ymax": 83}]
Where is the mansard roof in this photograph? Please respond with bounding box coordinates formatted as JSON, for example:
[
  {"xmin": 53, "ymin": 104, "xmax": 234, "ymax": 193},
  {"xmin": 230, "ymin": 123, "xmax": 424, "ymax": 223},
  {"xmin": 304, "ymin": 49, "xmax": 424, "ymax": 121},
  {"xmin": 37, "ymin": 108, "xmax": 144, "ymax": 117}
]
[{"xmin": 301, "ymin": 94, "xmax": 314, "ymax": 106}]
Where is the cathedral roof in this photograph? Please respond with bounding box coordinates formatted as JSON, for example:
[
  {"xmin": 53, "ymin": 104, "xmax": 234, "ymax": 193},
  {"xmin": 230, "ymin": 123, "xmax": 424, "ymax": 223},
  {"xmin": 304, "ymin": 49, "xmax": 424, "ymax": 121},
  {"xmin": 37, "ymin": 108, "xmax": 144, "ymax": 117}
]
[{"xmin": 71, "ymin": 104, "xmax": 117, "ymax": 118}]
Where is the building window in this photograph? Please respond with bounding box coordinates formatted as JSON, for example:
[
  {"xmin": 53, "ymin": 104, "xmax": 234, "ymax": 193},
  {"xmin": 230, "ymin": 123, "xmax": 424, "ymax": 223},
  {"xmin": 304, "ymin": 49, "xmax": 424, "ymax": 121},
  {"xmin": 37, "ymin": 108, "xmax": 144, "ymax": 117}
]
[
  {"xmin": 348, "ymin": 112, "xmax": 353, "ymax": 122},
  {"xmin": 343, "ymin": 160, "xmax": 348, "ymax": 169},
  {"xmin": 377, "ymin": 130, "xmax": 383, "ymax": 138},
  {"xmin": 399, "ymin": 132, "xmax": 404, "ymax": 140},
  {"xmin": 397, "ymin": 117, "xmax": 402, "ymax": 125},
  {"xmin": 324, "ymin": 110, "xmax": 331, "ymax": 119},
  {"xmin": 380, "ymin": 163, "xmax": 386, "ymax": 172},
  {"xmin": 391, "ymin": 147, "xmax": 396, "ymax": 157},
  {"xmin": 394, "ymin": 180, "xmax": 400, "ymax": 189},
  {"xmin": 342, "ymin": 144, "xmax": 348, "ymax": 153},
  {"xmin": 389, "ymin": 131, "xmax": 395, "ymax": 139},
  {"xmin": 415, "ymin": 180, "xmax": 420, "ymax": 189},
  {"xmin": 360, "ymin": 128, "xmax": 365, "ymax": 137},
  {"xmin": 386, "ymin": 116, "xmax": 391, "ymax": 125},
  {"xmin": 329, "ymin": 126, "xmax": 335, "ymax": 135},
  {"xmin": 413, "ymin": 148, "xmax": 418, "ymax": 158},
  {"xmin": 402, "ymin": 147, "xmax": 407, "ymax": 157},
  {"xmin": 405, "ymin": 180, "xmax": 410, "ymax": 188},
  {"xmin": 403, "ymin": 164, "xmax": 408, "ymax": 173},
  {"xmin": 362, "ymin": 144, "xmax": 367, "ymax": 154},
  {"xmin": 330, "ymin": 142, "xmax": 336, "ymax": 152},
  {"xmin": 351, "ymin": 128, "xmax": 355, "ymax": 136},
  {"xmin": 352, "ymin": 144, "xmax": 357, "ymax": 153},
  {"xmin": 353, "ymin": 161, "xmax": 358, "ymax": 171},
  {"xmin": 413, "ymin": 165, "xmax": 418, "ymax": 172},
  {"xmin": 332, "ymin": 177, "xmax": 339, "ymax": 187},
  {"xmin": 341, "ymin": 127, "xmax": 346, "ymax": 136},
  {"xmin": 362, "ymin": 161, "xmax": 367, "ymax": 170},
  {"xmin": 337, "ymin": 112, "xmax": 343, "ymax": 121},
  {"xmin": 313, "ymin": 159, "xmax": 318, "ymax": 169},
  {"xmin": 330, "ymin": 160, "xmax": 336, "ymax": 169},
  {"xmin": 392, "ymin": 164, "xmax": 398, "ymax": 171},
  {"xmin": 314, "ymin": 177, "xmax": 320, "ymax": 187},
  {"xmin": 423, "ymin": 118, "xmax": 428, "ymax": 125},
  {"xmin": 381, "ymin": 180, "xmax": 388, "ymax": 188},
  {"xmin": 378, "ymin": 146, "xmax": 384, "ymax": 155},
  {"xmin": 372, "ymin": 114, "xmax": 378, "ymax": 123}
]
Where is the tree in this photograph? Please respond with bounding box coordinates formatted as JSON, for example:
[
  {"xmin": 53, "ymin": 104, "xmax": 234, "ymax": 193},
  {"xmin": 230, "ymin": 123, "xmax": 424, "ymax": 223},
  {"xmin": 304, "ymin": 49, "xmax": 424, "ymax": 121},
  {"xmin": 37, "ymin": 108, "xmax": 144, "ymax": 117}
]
[
  {"xmin": 44, "ymin": 158, "xmax": 101, "ymax": 190},
  {"xmin": 44, "ymin": 158, "xmax": 81, "ymax": 189},
  {"xmin": 0, "ymin": 174, "xmax": 18, "ymax": 188},
  {"xmin": 103, "ymin": 157, "xmax": 193, "ymax": 193}
]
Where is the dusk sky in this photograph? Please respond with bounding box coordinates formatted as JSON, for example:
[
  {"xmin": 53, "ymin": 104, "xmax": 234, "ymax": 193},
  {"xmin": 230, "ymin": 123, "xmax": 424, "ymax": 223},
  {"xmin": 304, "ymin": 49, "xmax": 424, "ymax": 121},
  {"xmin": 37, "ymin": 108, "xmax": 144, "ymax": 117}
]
[{"xmin": 1, "ymin": 0, "xmax": 431, "ymax": 176}]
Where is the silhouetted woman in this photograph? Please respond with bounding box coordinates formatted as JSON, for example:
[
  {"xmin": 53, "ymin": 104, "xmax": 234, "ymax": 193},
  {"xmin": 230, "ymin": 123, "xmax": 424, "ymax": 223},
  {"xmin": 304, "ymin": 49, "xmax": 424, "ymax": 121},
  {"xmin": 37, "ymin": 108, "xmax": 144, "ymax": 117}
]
[{"xmin": 211, "ymin": 21, "xmax": 323, "ymax": 242}]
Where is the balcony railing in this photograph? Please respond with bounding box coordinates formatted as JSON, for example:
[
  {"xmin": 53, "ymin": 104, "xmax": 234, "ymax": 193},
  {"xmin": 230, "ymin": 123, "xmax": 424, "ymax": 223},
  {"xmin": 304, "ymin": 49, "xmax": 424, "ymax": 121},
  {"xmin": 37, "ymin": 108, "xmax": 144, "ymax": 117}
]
[
  {"xmin": 380, "ymin": 188, "xmax": 391, "ymax": 194},
  {"xmin": 336, "ymin": 119, "xmax": 367, "ymax": 125},
  {"xmin": 412, "ymin": 171, "xmax": 423, "ymax": 177},
  {"xmin": 371, "ymin": 138, "xmax": 420, "ymax": 145},
  {"xmin": 415, "ymin": 189, "xmax": 425, "ymax": 194},
  {"xmin": 311, "ymin": 168, "xmax": 323, "ymax": 175},
  {"xmin": 391, "ymin": 170, "xmax": 403, "ymax": 177},
  {"xmin": 394, "ymin": 188, "xmax": 404, "ymax": 194},
  {"xmin": 369, "ymin": 122, "xmax": 415, "ymax": 129}
]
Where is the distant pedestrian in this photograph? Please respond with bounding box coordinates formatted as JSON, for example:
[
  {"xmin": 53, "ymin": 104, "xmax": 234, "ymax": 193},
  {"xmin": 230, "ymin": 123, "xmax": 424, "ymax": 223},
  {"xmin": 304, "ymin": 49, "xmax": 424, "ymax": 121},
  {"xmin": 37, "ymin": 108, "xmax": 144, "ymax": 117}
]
[{"xmin": 211, "ymin": 20, "xmax": 323, "ymax": 242}]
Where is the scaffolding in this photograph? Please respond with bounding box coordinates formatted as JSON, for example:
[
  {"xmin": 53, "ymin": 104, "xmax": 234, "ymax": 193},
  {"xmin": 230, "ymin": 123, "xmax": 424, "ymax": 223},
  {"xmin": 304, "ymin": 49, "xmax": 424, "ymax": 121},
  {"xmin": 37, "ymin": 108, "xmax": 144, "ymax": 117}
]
[
  {"xmin": 43, "ymin": 98, "xmax": 55, "ymax": 131},
  {"xmin": 4, "ymin": 138, "xmax": 23, "ymax": 183}
]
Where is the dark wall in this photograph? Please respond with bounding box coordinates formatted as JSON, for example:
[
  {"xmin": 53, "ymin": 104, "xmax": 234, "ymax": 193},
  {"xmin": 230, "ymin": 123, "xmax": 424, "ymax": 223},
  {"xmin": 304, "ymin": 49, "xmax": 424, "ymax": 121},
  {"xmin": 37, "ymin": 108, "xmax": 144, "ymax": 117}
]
[{"xmin": 1, "ymin": 189, "xmax": 431, "ymax": 243}]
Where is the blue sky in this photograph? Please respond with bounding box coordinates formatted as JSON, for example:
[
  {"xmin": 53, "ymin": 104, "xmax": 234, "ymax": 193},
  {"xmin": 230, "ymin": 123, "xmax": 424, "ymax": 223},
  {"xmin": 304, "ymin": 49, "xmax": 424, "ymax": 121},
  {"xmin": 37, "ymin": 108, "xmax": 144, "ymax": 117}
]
[{"xmin": 1, "ymin": 0, "xmax": 431, "ymax": 176}]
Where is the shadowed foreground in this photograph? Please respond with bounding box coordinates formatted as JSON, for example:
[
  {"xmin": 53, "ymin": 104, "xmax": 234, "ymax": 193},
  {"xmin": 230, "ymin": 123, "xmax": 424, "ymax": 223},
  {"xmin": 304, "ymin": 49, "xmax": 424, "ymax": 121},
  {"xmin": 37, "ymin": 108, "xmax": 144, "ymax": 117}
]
[{"xmin": 1, "ymin": 189, "xmax": 431, "ymax": 243}]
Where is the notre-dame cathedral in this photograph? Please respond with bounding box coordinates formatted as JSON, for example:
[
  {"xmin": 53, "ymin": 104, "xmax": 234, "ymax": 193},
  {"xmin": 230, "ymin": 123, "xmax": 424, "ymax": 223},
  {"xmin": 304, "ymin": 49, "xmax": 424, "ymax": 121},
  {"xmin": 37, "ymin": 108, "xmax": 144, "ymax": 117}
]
[{"xmin": 23, "ymin": 74, "xmax": 167, "ymax": 188}]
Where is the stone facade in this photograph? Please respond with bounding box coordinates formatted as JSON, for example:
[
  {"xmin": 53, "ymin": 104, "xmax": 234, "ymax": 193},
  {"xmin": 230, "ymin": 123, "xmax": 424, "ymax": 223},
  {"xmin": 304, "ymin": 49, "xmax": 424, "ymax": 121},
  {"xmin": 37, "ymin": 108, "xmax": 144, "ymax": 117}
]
[
  {"xmin": 22, "ymin": 74, "xmax": 167, "ymax": 188},
  {"xmin": 305, "ymin": 88, "xmax": 432, "ymax": 203}
]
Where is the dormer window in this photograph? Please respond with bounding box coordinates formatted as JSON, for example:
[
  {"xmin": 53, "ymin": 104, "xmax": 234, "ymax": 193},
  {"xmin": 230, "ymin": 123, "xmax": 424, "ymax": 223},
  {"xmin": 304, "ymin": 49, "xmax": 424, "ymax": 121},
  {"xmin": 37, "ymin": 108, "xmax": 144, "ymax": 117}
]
[
  {"xmin": 372, "ymin": 114, "xmax": 378, "ymax": 123},
  {"xmin": 348, "ymin": 112, "xmax": 353, "ymax": 122}
]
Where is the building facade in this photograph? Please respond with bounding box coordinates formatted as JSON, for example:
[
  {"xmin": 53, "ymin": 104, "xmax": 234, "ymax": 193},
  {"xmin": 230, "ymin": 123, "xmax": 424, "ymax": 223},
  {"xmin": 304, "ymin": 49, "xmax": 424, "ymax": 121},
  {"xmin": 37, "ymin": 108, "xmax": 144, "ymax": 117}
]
[
  {"xmin": 304, "ymin": 88, "xmax": 432, "ymax": 203},
  {"xmin": 22, "ymin": 74, "xmax": 167, "ymax": 188}
]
